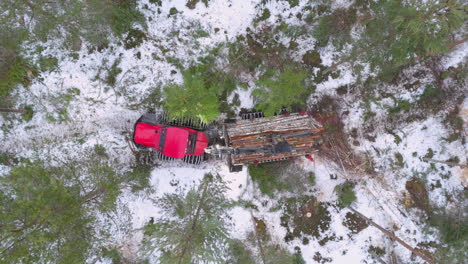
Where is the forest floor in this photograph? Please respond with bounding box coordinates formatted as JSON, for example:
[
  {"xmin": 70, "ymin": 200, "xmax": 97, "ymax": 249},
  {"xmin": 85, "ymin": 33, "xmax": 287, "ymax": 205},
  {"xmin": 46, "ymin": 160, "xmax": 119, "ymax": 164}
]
[{"xmin": 1, "ymin": 0, "xmax": 467, "ymax": 263}]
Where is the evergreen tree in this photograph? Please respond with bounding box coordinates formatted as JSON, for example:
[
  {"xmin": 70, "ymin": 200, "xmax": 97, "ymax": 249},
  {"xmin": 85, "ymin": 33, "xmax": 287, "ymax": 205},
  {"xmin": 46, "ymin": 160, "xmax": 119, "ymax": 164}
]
[
  {"xmin": 226, "ymin": 239, "xmax": 256, "ymax": 264},
  {"xmin": 353, "ymin": 0, "xmax": 465, "ymax": 78},
  {"xmin": 163, "ymin": 72, "xmax": 220, "ymax": 123},
  {"xmin": 0, "ymin": 0, "xmax": 145, "ymax": 48},
  {"xmin": 254, "ymin": 67, "xmax": 309, "ymax": 116},
  {"xmin": 0, "ymin": 145, "xmax": 152, "ymax": 263},
  {"xmin": 0, "ymin": 163, "xmax": 94, "ymax": 263},
  {"xmin": 142, "ymin": 174, "xmax": 232, "ymax": 264}
]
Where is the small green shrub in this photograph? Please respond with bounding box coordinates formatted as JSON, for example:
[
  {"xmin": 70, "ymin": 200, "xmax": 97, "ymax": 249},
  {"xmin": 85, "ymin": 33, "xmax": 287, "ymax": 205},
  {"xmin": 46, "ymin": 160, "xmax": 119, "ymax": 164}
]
[
  {"xmin": 394, "ymin": 152, "xmax": 404, "ymax": 167},
  {"xmin": 163, "ymin": 49, "xmax": 239, "ymax": 122},
  {"xmin": 389, "ymin": 100, "xmax": 411, "ymax": 114},
  {"xmin": 287, "ymin": 0, "xmax": 299, "ymax": 8},
  {"xmin": 368, "ymin": 245, "xmax": 386, "ymax": 257},
  {"xmin": 93, "ymin": 144, "xmax": 108, "ymax": 158},
  {"xmin": 163, "ymin": 72, "xmax": 220, "ymax": 123},
  {"xmin": 126, "ymin": 165, "xmax": 153, "ymax": 193},
  {"xmin": 248, "ymin": 162, "xmax": 290, "ymax": 197},
  {"xmin": 101, "ymin": 247, "xmax": 123, "ymax": 264},
  {"xmin": 0, "ymin": 54, "xmax": 36, "ymax": 98},
  {"xmin": 313, "ymin": 8, "xmax": 357, "ymax": 48},
  {"xmin": 169, "ymin": 7, "xmax": 178, "ymax": 16},
  {"xmin": 124, "ymin": 29, "xmax": 147, "ymax": 49},
  {"xmin": 254, "ymin": 67, "xmax": 309, "ymax": 116},
  {"xmin": 186, "ymin": 0, "xmax": 209, "ymax": 9},
  {"xmin": 424, "ymin": 148, "xmax": 434, "ymax": 159},
  {"xmin": 334, "ymin": 181, "xmax": 356, "ymax": 208},
  {"xmin": 302, "ymin": 50, "xmax": 322, "ymax": 67},
  {"xmin": 105, "ymin": 59, "xmax": 123, "ymax": 87},
  {"xmin": 109, "ymin": 0, "xmax": 146, "ymax": 36},
  {"xmin": 292, "ymin": 252, "xmax": 306, "ymax": 264},
  {"xmin": 257, "ymin": 8, "xmax": 271, "ymax": 22},
  {"xmin": 149, "ymin": 0, "xmax": 162, "ymax": 6},
  {"xmin": 22, "ymin": 105, "xmax": 34, "ymax": 121},
  {"xmin": 38, "ymin": 56, "xmax": 58, "ymax": 72},
  {"xmin": 308, "ymin": 172, "xmax": 316, "ymax": 186},
  {"xmin": 429, "ymin": 208, "xmax": 467, "ymax": 263},
  {"xmin": 418, "ymin": 85, "xmax": 444, "ymax": 112},
  {"xmin": 139, "ymin": 87, "xmax": 162, "ymax": 110},
  {"xmin": 227, "ymin": 239, "xmax": 255, "ymax": 264}
]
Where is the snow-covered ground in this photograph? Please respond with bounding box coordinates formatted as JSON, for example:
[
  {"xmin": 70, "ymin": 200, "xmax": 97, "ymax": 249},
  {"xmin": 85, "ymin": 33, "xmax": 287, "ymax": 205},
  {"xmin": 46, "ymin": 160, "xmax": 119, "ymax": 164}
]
[{"xmin": 1, "ymin": 0, "xmax": 466, "ymax": 263}]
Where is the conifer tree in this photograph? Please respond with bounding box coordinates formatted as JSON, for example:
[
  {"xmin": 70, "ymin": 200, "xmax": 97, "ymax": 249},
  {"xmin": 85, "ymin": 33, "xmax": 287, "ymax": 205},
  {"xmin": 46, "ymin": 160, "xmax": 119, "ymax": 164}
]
[
  {"xmin": 0, "ymin": 163, "xmax": 94, "ymax": 263},
  {"xmin": 0, "ymin": 0, "xmax": 145, "ymax": 47},
  {"xmin": 142, "ymin": 174, "xmax": 232, "ymax": 264},
  {"xmin": 164, "ymin": 72, "xmax": 220, "ymax": 123},
  {"xmin": 254, "ymin": 67, "xmax": 309, "ymax": 116},
  {"xmin": 0, "ymin": 145, "xmax": 152, "ymax": 263},
  {"xmin": 353, "ymin": 0, "xmax": 465, "ymax": 77}
]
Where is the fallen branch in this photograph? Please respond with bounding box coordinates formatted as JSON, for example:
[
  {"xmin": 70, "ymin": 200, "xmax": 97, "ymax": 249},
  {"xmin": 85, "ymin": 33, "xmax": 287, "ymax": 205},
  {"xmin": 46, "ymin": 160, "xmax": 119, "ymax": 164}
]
[
  {"xmin": 348, "ymin": 207, "xmax": 435, "ymax": 264},
  {"xmin": 0, "ymin": 108, "xmax": 25, "ymax": 113}
]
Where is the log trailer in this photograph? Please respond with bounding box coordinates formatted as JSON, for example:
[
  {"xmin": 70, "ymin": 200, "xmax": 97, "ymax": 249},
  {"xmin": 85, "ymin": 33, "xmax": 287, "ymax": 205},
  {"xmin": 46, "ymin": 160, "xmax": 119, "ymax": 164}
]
[{"xmin": 131, "ymin": 111, "xmax": 324, "ymax": 171}]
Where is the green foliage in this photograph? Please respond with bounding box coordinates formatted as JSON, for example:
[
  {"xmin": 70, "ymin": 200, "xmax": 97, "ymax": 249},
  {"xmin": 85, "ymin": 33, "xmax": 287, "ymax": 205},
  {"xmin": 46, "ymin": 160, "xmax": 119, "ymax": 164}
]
[
  {"xmin": 262, "ymin": 244, "xmax": 296, "ymax": 264},
  {"xmin": 302, "ymin": 50, "xmax": 322, "ymax": 67},
  {"xmin": 142, "ymin": 174, "xmax": 232, "ymax": 264},
  {"xmin": 108, "ymin": 0, "xmax": 146, "ymax": 36},
  {"xmin": 334, "ymin": 181, "xmax": 356, "ymax": 208},
  {"xmin": 163, "ymin": 73, "xmax": 220, "ymax": 123},
  {"xmin": 0, "ymin": 52, "xmax": 36, "ymax": 99},
  {"xmin": 22, "ymin": 105, "xmax": 34, "ymax": 121},
  {"xmin": 0, "ymin": 163, "xmax": 94, "ymax": 264},
  {"xmin": 227, "ymin": 24, "xmax": 294, "ymax": 73},
  {"xmin": 226, "ymin": 239, "xmax": 256, "ymax": 264},
  {"xmin": 389, "ymin": 100, "xmax": 411, "ymax": 114},
  {"xmin": 169, "ymin": 7, "xmax": 179, "ymax": 16},
  {"xmin": 287, "ymin": 0, "xmax": 299, "ymax": 8},
  {"xmin": 292, "ymin": 251, "xmax": 306, "ymax": 264},
  {"xmin": 394, "ymin": 152, "xmax": 404, "ymax": 167},
  {"xmin": 163, "ymin": 55, "xmax": 237, "ymax": 122},
  {"xmin": 257, "ymin": 8, "xmax": 271, "ymax": 22},
  {"xmin": 106, "ymin": 58, "xmax": 123, "ymax": 87},
  {"xmin": 101, "ymin": 247, "xmax": 123, "ymax": 264},
  {"xmin": 125, "ymin": 165, "xmax": 153, "ymax": 193},
  {"xmin": 248, "ymin": 162, "xmax": 292, "ymax": 197},
  {"xmin": 418, "ymin": 85, "xmax": 445, "ymax": 112},
  {"xmin": 355, "ymin": 0, "xmax": 465, "ymax": 76},
  {"xmin": 314, "ymin": 7, "xmax": 357, "ymax": 49},
  {"xmin": 139, "ymin": 87, "xmax": 162, "ymax": 110},
  {"xmin": 186, "ymin": 0, "xmax": 210, "ymax": 9},
  {"xmin": 38, "ymin": 56, "xmax": 58, "ymax": 72},
  {"xmin": 254, "ymin": 67, "xmax": 309, "ymax": 116},
  {"xmin": 308, "ymin": 172, "xmax": 316, "ymax": 186},
  {"xmin": 429, "ymin": 208, "xmax": 468, "ymax": 263},
  {"xmin": 124, "ymin": 29, "xmax": 147, "ymax": 49},
  {"xmin": 0, "ymin": 0, "xmax": 145, "ymax": 49}
]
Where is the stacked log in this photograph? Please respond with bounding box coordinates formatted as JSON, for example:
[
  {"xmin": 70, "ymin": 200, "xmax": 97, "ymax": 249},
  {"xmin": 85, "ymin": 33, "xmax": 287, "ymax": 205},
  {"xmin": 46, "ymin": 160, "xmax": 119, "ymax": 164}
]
[{"xmin": 225, "ymin": 113, "xmax": 324, "ymax": 165}]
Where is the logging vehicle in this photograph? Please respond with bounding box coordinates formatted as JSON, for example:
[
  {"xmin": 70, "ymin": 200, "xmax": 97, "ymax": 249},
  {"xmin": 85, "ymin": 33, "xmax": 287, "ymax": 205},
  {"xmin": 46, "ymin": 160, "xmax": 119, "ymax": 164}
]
[{"xmin": 131, "ymin": 110, "xmax": 324, "ymax": 172}]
